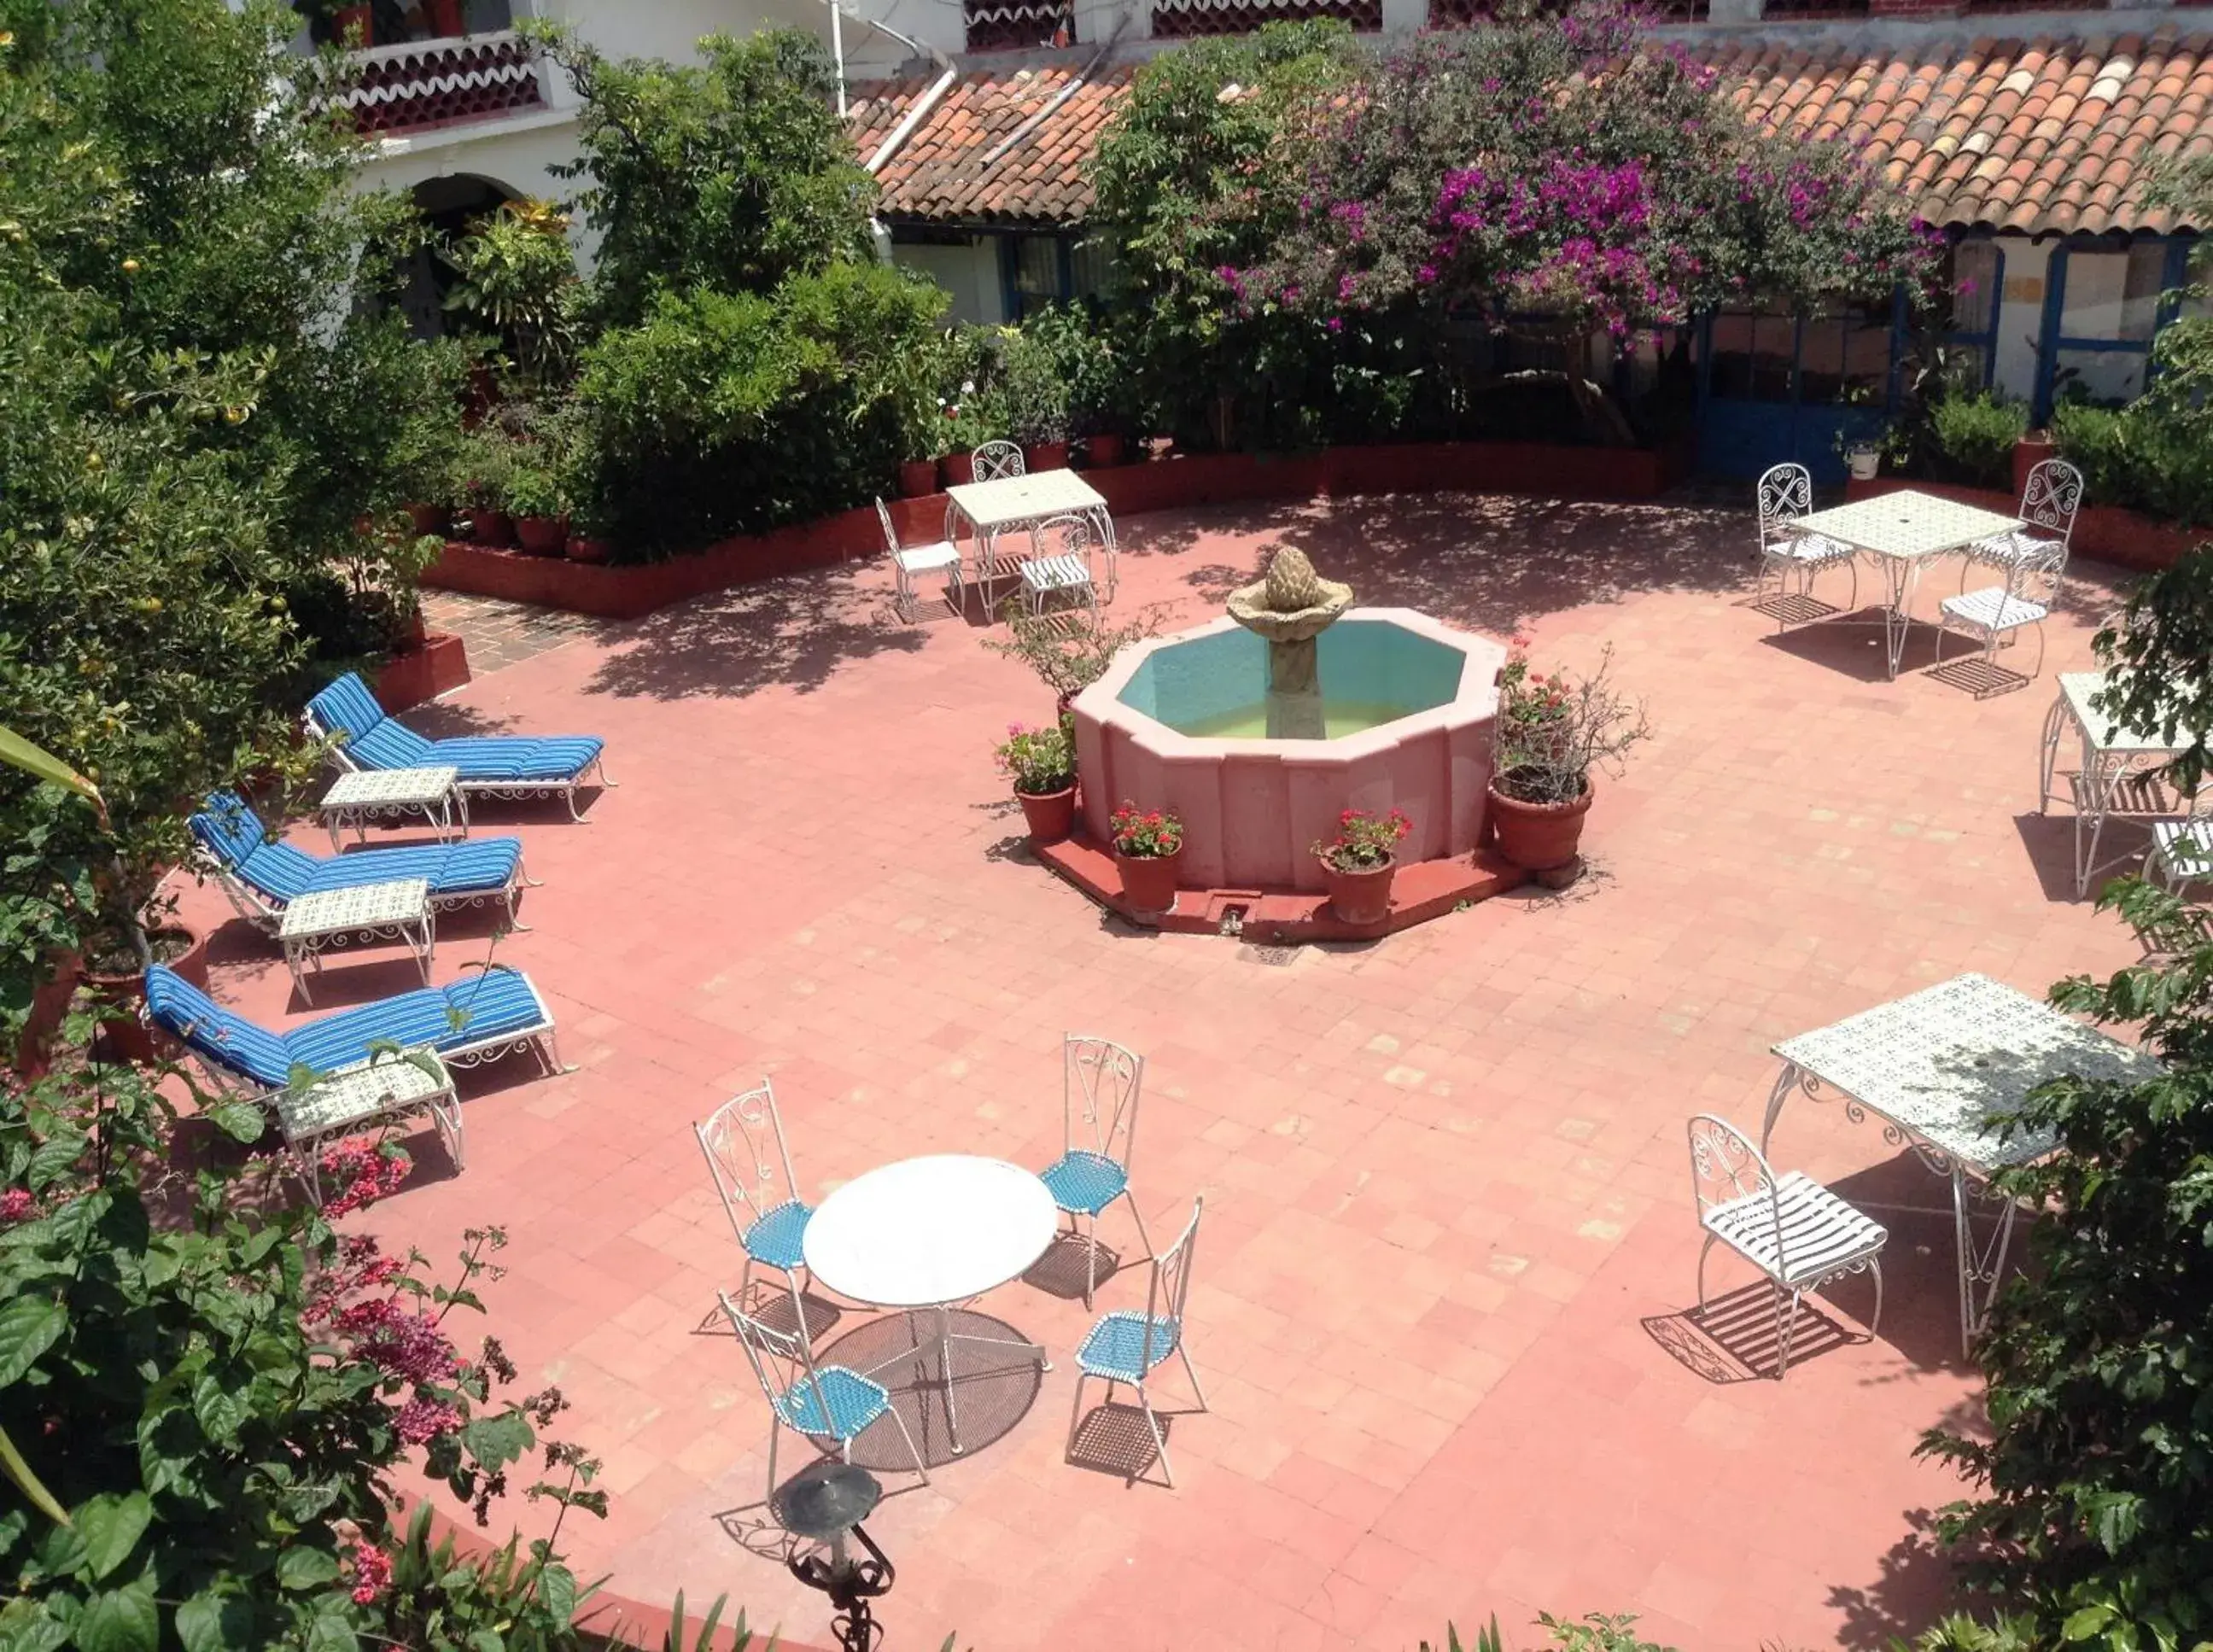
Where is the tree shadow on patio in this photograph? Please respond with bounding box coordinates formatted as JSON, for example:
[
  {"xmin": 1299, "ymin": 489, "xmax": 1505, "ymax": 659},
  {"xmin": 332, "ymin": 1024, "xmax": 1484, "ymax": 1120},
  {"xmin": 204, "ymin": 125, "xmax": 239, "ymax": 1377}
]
[
  {"xmin": 1825, "ymin": 1506, "xmax": 1973, "ymax": 1652},
  {"xmin": 1149, "ymin": 493, "xmax": 1755, "ymax": 634},
  {"xmin": 581, "ymin": 564, "xmax": 926, "ymax": 703}
]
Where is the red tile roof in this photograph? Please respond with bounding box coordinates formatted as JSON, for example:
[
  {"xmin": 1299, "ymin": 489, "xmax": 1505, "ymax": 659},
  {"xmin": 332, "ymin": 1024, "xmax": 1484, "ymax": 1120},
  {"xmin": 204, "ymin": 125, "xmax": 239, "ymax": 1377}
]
[
  {"xmin": 850, "ymin": 63, "xmax": 1136, "ymax": 227},
  {"xmin": 1708, "ymin": 26, "xmax": 2213, "ymax": 236},
  {"xmin": 853, "ymin": 28, "xmax": 2213, "ymax": 236}
]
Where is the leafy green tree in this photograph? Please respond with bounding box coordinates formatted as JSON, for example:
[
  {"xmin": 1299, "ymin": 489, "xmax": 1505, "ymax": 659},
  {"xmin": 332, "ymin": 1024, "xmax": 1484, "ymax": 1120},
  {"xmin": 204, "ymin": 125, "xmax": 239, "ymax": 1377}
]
[
  {"xmin": 0, "ymin": 0, "xmax": 462, "ymax": 987},
  {"xmin": 1087, "ymin": 20, "xmax": 1361, "ymax": 452},
  {"xmin": 534, "ymin": 25, "xmax": 878, "ymax": 323},
  {"xmin": 1918, "ymin": 874, "xmax": 2213, "ymax": 1652}
]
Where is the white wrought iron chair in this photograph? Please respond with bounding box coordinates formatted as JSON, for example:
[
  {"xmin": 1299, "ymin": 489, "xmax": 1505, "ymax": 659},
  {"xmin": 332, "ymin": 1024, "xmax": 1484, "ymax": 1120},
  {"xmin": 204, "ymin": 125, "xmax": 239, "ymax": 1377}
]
[
  {"xmin": 1936, "ymin": 533, "xmax": 2069, "ymax": 692},
  {"xmin": 1960, "ymin": 458, "xmax": 2083, "ymax": 592},
  {"xmin": 719, "ymin": 1283, "xmax": 929, "ymax": 1498},
  {"xmin": 874, "ymin": 497, "xmax": 961, "ymax": 623},
  {"xmin": 1038, "ymin": 1034, "xmax": 1151, "ymax": 1307},
  {"xmin": 1066, "ymin": 1195, "xmax": 1208, "ymax": 1488},
  {"xmin": 1755, "ymin": 461, "xmax": 1857, "ymax": 628},
  {"xmin": 971, "ymin": 440, "xmax": 1026, "ymax": 482},
  {"xmin": 1687, "ymin": 1114, "xmax": 1886, "ymax": 1379},
  {"xmin": 695, "ymin": 1081, "xmax": 815, "ymax": 1307},
  {"xmin": 2147, "ymin": 782, "xmax": 2213, "ymax": 893},
  {"xmin": 1019, "ymin": 512, "xmax": 1112, "ymax": 621}
]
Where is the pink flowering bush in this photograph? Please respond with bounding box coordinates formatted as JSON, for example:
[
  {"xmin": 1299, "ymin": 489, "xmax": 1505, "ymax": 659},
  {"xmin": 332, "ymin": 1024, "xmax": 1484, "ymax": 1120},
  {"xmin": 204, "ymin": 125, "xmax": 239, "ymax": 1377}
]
[{"xmin": 0, "ymin": 1049, "xmax": 612, "ymax": 1649}]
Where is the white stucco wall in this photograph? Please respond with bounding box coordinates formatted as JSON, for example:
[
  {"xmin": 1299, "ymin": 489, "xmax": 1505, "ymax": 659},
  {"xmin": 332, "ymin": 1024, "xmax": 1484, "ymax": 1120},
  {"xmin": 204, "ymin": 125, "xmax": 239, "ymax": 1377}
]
[{"xmin": 1988, "ymin": 235, "xmax": 2052, "ymax": 410}]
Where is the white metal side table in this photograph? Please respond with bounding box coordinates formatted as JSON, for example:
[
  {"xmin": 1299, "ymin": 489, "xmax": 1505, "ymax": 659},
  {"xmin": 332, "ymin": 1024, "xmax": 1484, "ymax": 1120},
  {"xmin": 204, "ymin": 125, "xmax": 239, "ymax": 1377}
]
[
  {"xmin": 278, "ymin": 879, "xmax": 435, "ymax": 1003},
  {"xmin": 1791, "ymin": 491, "xmax": 2024, "ymax": 679},
  {"xmin": 1764, "ymin": 972, "xmax": 2158, "ymax": 1356},
  {"xmin": 319, "ymin": 765, "xmax": 466, "ymax": 850},
  {"xmin": 276, "ymin": 1049, "xmax": 462, "ymax": 1204}
]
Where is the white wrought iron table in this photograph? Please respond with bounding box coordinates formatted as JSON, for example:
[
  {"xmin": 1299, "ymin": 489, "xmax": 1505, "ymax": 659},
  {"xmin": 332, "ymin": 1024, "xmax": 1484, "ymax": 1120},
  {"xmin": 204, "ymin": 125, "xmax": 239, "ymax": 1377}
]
[
  {"xmin": 1790, "ymin": 491, "xmax": 2024, "ymax": 679},
  {"xmin": 1763, "ymin": 972, "xmax": 2158, "ymax": 1357},
  {"xmin": 2036, "ymin": 670, "xmax": 2187, "ymax": 899},
  {"xmin": 276, "ymin": 1048, "xmax": 461, "ymax": 1205},
  {"xmin": 944, "ymin": 471, "xmax": 1117, "ymax": 593},
  {"xmin": 802, "ymin": 1153, "xmax": 1057, "ymax": 1455},
  {"xmin": 278, "ymin": 878, "xmax": 435, "ymax": 1003},
  {"xmin": 319, "ymin": 765, "xmax": 466, "ymax": 850}
]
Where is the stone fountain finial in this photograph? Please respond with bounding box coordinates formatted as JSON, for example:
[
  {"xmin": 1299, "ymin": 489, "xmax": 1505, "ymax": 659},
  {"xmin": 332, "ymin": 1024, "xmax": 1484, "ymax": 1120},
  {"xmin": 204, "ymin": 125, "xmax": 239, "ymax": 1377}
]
[
  {"xmin": 1226, "ymin": 547, "xmax": 1354, "ymax": 642},
  {"xmin": 1225, "ymin": 546, "xmax": 1356, "ymax": 737}
]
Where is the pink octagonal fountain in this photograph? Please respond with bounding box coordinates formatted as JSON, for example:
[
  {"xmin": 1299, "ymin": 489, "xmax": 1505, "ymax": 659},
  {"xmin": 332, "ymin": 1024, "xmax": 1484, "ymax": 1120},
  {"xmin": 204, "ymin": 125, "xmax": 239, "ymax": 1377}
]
[{"xmin": 1070, "ymin": 604, "xmax": 1505, "ymax": 896}]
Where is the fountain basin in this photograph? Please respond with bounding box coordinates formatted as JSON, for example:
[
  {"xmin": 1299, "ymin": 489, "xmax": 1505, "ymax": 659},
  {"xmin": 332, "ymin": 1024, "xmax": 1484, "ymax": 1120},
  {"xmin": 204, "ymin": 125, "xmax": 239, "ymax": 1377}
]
[{"xmin": 1071, "ymin": 609, "xmax": 1505, "ymax": 893}]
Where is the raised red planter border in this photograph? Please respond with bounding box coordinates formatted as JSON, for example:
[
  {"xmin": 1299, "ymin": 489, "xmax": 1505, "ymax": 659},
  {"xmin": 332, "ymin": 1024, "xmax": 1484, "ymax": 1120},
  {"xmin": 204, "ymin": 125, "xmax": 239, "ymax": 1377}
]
[
  {"xmin": 1845, "ymin": 475, "xmax": 2206, "ymax": 575},
  {"xmin": 373, "ymin": 631, "xmax": 470, "ymax": 712},
  {"xmin": 421, "ymin": 438, "xmax": 1696, "ymax": 622},
  {"xmin": 1035, "ymin": 831, "xmax": 1532, "ymax": 943}
]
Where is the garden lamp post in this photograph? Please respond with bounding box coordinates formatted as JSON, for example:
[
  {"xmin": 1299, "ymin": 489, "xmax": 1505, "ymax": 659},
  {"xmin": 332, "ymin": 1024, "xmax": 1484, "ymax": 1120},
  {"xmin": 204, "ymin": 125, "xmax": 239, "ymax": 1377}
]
[{"xmin": 773, "ymin": 1462, "xmax": 894, "ymax": 1652}]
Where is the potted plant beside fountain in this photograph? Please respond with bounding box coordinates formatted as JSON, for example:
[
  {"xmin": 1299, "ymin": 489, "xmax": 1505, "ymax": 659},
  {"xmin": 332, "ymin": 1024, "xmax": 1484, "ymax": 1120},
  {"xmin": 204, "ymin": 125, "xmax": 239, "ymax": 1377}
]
[
  {"xmin": 996, "ymin": 717, "xmax": 1077, "ymax": 846},
  {"xmin": 1315, "ymin": 807, "xmax": 1411, "ymax": 925},
  {"xmin": 1110, "ymin": 803, "xmax": 1184, "ymax": 917},
  {"xmin": 1488, "ymin": 642, "xmax": 1648, "ymax": 885}
]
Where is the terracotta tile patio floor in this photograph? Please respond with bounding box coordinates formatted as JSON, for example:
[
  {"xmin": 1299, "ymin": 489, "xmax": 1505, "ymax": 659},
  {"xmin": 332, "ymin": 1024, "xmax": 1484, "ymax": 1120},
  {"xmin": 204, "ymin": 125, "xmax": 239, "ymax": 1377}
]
[{"xmin": 178, "ymin": 493, "xmax": 2150, "ymax": 1651}]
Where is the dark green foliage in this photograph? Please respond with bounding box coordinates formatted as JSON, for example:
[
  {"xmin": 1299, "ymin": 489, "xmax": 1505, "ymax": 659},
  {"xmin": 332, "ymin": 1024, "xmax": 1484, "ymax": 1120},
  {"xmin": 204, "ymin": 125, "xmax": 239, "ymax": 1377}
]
[
  {"xmin": 539, "ymin": 26, "xmax": 878, "ymax": 325},
  {"xmin": 2052, "ymin": 401, "xmax": 2213, "ymax": 528},
  {"xmin": 0, "ymin": 1048, "xmax": 600, "ymax": 1650},
  {"xmin": 570, "ymin": 264, "xmax": 949, "ymax": 554},
  {"xmin": 1925, "ymin": 392, "xmax": 2029, "ymax": 490},
  {"xmin": 1918, "ymin": 876, "xmax": 2213, "ymax": 1652}
]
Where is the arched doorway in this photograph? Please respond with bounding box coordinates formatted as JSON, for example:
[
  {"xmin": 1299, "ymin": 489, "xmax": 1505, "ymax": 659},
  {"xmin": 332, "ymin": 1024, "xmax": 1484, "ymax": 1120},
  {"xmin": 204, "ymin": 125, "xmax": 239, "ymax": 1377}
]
[{"xmin": 394, "ymin": 174, "xmax": 520, "ymax": 341}]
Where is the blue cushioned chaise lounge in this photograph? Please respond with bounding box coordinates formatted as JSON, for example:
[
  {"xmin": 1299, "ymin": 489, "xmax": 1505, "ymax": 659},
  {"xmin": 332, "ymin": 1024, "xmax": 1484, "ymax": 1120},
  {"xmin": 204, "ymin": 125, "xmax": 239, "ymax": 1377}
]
[
  {"xmin": 304, "ymin": 673, "xmax": 615, "ymax": 821},
  {"xmin": 144, "ymin": 962, "xmax": 566, "ymax": 1090},
  {"xmin": 191, "ymin": 791, "xmax": 537, "ymax": 931}
]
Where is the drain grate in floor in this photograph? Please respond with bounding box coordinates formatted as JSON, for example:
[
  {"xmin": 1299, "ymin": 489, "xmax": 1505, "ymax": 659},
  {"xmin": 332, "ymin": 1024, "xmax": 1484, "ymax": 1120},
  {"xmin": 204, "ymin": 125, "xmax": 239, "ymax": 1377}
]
[{"xmin": 1238, "ymin": 943, "xmax": 1299, "ymax": 967}]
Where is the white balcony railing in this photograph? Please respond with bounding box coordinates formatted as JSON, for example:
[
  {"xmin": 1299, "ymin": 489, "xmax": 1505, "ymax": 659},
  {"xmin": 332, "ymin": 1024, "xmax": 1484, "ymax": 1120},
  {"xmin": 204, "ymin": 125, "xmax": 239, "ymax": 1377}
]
[{"xmin": 336, "ymin": 31, "xmax": 546, "ymax": 137}]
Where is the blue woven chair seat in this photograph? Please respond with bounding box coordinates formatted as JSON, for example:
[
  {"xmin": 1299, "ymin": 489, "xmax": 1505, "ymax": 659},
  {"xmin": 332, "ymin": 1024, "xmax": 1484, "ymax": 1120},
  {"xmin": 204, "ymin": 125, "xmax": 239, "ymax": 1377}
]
[
  {"xmin": 193, "ymin": 791, "xmax": 522, "ymax": 905},
  {"xmin": 307, "ymin": 674, "xmax": 603, "ymax": 784},
  {"xmin": 743, "ymin": 1200, "xmax": 812, "ymax": 1270},
  {"xmin": 774, "ymin": 1367, "xmax": 890, "ymax": 1440},
  {"xmin": 1076, "ymin": 1311, "xmax": 1178, "ymax": 1383},
  {"xmin": 145, "ymin": 965, "xmax": 550, "ymax": 1087},
  {"xmin": 1041, "ymin": 1150, "xmax": 1128, "ymax": 1216}
]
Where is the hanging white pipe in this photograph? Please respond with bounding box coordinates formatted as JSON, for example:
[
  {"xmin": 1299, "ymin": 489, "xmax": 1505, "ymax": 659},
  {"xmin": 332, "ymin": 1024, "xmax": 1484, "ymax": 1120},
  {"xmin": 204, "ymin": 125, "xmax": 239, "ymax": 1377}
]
[
  {"xmin": 830, "ymin": 0, "xmax": 847, "ymax": 116},
  {"xmin": 978, "ymin": 24, "xmax": 1120, "ymax": 171},
  {"xmin": 867, "ymin": 67, "xmax": 956, "ymax": 174}
]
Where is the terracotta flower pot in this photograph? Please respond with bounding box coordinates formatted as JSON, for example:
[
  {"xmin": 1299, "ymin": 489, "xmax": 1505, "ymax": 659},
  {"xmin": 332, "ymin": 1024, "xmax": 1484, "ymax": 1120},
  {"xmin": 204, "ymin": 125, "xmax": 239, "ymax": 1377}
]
[
  {"xmin": 1320, "ymin": 855, "xmax": 1397, "ymax": 925},
  {"xmin": 1023, "ymin": 441, "xmax": 1070, "ymax": 472},
  {"xmin": 899, "ymin": 459, "xmax": 939, "ymax": 498},
  {"xmin": 470, "ymin": 509, "xmax": 515, "ymax": 548},
  {"xmin": 1086, "ymin": 433, "xmax": 1125, "ymax": 469},
  {"xmin": 424, "ymin": 0, "xmax": 465, "ymax": 34},
  {"xmin": 514, "ymin": 514, "xmax": 569, "ymax": 555},
  {"xmin": 86, "ymin": 922, "xmax": 207, "ymax": 1065},
  {"xmin": 13, "ymin": 951, "xmax": 81, "ymax": 1078},
  {"xmin": 942, "ymin": 452, "xmax": 976, "ymax": 487},
  {"xmin": 1487, "ymin": 774, "xmax": 1595, "ymax": 874},
  {"xmin": 1017, "ymin": 785, "xmax": 1077, "ymax": 846},
  {"xmin": 406, "ymin": 501, "xmax": 453, "ymax": 538},
  {"xmin": 331, "ymin": 3, "xmax": 370, "ymax": 44},
  {"xmin": 1114, "ymin": 846, "xmax": 1183, "ymax": 916},
  {"xmin": 566, "ymin": 535, "xmax": 612, "ymax": 563}
]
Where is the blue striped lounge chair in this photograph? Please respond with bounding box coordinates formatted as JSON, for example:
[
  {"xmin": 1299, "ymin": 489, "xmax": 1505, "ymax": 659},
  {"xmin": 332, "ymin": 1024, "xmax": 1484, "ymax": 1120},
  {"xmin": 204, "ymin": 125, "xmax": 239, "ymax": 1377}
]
[
  {"xmin": 190, "ymin": 791, "xmax": 536, "ymax": 933},
  {"xmin": 143, "ymin": 963, "xmax": 566, "ymax": 1095},
  {"xmin": 303, "ymin": 673, "xmax": 615, "ymax": 821}
]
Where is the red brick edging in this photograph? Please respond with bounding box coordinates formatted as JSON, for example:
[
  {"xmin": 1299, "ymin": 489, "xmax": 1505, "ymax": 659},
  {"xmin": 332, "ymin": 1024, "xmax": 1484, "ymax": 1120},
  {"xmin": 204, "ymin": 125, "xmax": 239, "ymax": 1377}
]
[
  {"xmin": 1845, "ymin": 476, "xmax": 2207, "ymax": 575},
  {"xmin": 421, "ymin": 438, "xmax": 1696, "ymax": 621},
  {"xmin": 1036, "ymin": 832, "xmax": 1534, "ymax": 941}
]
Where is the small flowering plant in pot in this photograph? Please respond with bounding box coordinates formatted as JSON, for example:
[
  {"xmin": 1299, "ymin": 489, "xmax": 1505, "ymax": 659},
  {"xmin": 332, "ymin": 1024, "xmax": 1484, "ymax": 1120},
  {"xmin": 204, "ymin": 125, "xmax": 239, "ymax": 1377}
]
[
  {"xmin": 1109, "ymin": 801, "xmax": 1185, "ymax": 916},
  {"xmin": 1314, "ymin": 806, "xmax": 1412, "ymax": 925},
  {"xmin": 1489, "ymin": 640, "xmax": 1649, "ymax": 879},
  {"xmin": 996, "ymin": 717, "xmax": 1078, "ymax": 844}
]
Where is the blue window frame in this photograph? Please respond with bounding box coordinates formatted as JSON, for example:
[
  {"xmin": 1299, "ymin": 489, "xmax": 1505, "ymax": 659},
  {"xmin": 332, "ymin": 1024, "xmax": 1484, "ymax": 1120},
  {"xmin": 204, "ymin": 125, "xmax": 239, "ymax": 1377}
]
[
  {"xmin": 2030, "ymin": 236, "xmax": 2195, "ymax": 423},
  {"xmin": 1941, "ymin": 237, "xmax": 2004, "ymax": 390},
  {"xmin": 1692, "ymin": 293, "xmax": 1906, "ymax": 482}
]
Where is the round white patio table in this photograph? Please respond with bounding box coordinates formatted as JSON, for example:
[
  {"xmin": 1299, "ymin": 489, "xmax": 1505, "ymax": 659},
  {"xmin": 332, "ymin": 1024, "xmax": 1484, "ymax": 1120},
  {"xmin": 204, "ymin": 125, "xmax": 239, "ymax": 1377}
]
[{"xmin": 803, "ymin": 1154, "xmax": 1058, "ymax": 1455}]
